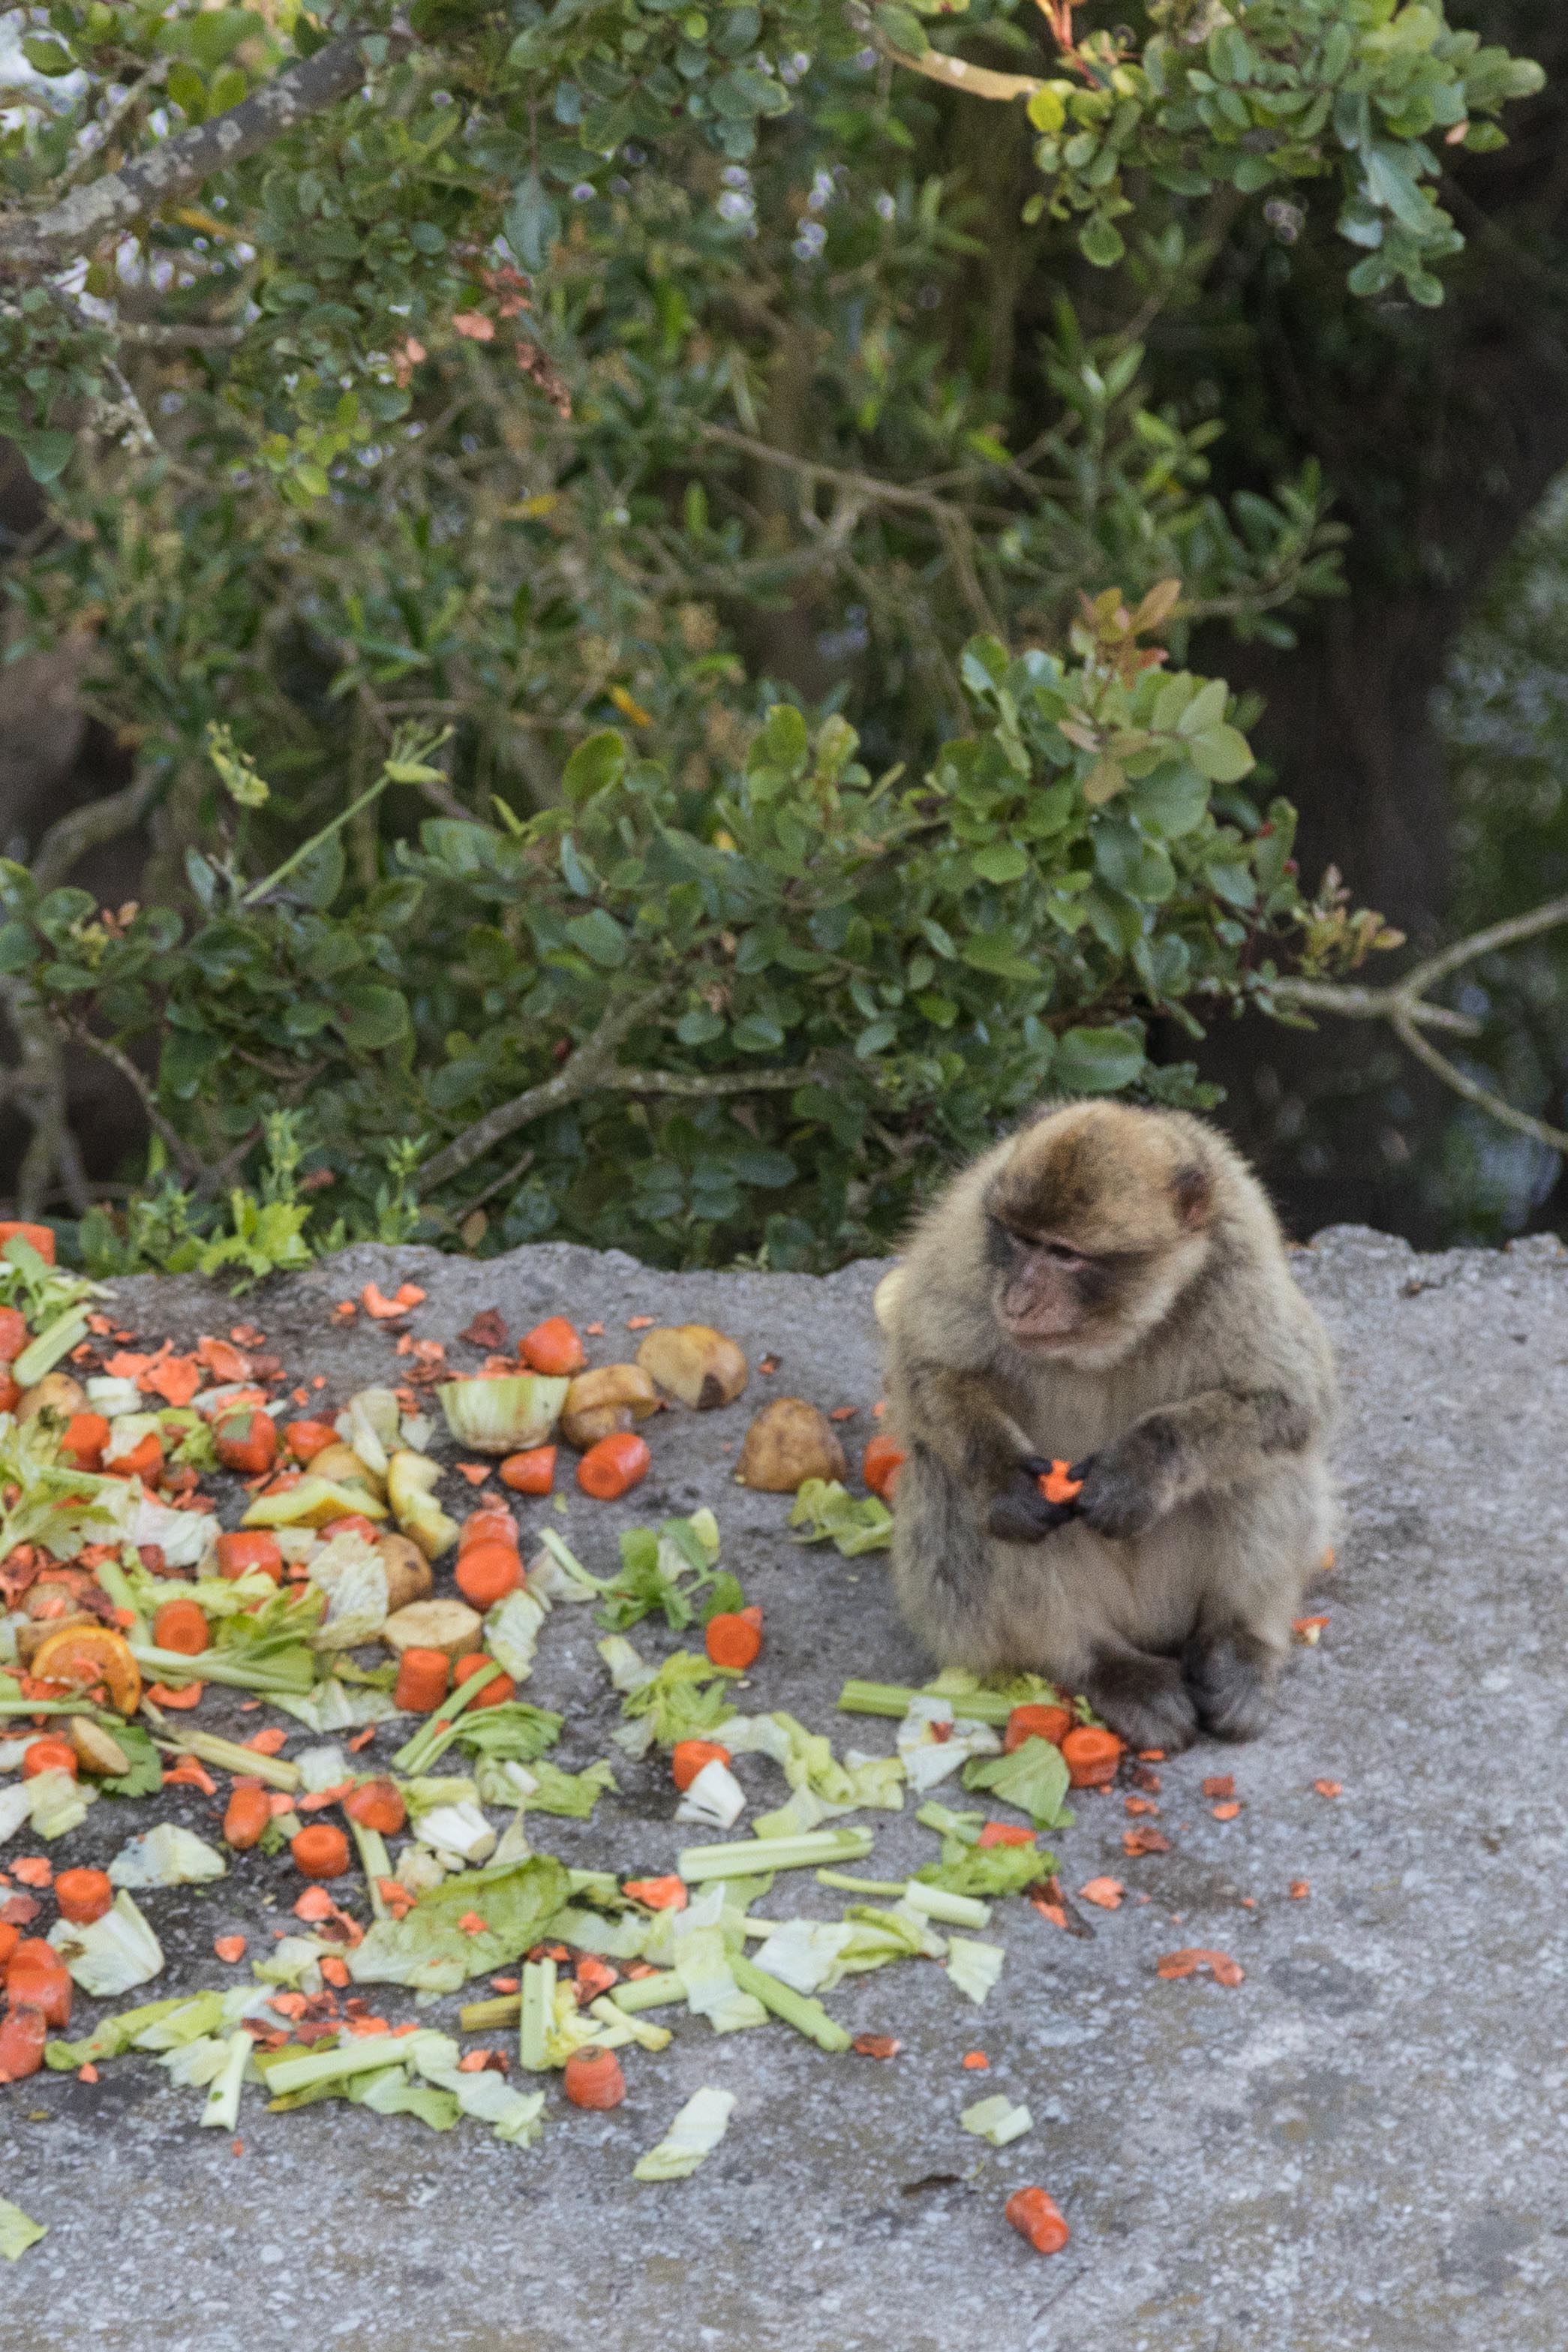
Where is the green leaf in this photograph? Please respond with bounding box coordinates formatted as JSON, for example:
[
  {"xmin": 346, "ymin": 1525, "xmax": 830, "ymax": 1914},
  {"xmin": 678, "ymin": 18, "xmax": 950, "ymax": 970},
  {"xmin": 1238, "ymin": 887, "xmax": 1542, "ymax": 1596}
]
[
  {"xmin": 503, "ymin": 174, "xmax": 562, "ymax": 274},
  {"xmin": 972, "ymin": 843, "xmax": 1029, "ymax": 885},
  {"xmin": 561, "ymin": 731, "xmax": 626, "ymax": 806},
  {"xmin": 333, "ymin": 984, "xmax": 410, "ymax": 1050},
  {"xmin": 563, "ymin": 909, "xmax": 629, "ymax": 967},
  {"xmin": 754, "ymin": 703, "xmax": 809, "ymax": 776},
  {"xmin": 21, "ymin": 35, "xmax": 75, "ymax": 74},
  {"xmin": 1079, "ymin": 215, "xmax": 1125, "ymax": 269},
  {"xmin": 1053, "ymin": 1025, "xmax": 1145, "ymax": 1094},
  {"xmin": 17, "ymin": 431, "xmax": 74, "ymax": 485},
  {"xmin": 1186, "ymin": 725, "xmax": 1255, "ymax": 783}
]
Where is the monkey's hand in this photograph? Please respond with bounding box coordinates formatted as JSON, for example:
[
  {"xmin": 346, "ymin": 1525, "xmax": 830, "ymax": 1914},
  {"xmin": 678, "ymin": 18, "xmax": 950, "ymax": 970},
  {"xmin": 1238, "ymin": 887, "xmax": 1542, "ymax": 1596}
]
[
  {"xmin": 986, "ymin": 1457, "xmax": 1080, "ymax": 1545},
  {"xmin": 1070, "ymin": 1425, "xmax": 1180, "ymax": 1542}
]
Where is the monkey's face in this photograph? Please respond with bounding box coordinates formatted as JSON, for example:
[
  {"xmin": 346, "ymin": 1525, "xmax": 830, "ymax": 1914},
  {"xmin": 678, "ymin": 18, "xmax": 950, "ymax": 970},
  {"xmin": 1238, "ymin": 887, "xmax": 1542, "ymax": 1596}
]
[{"xmin": 983, "ymin": 1107, "xmax": 1213, "ymax": 1365}]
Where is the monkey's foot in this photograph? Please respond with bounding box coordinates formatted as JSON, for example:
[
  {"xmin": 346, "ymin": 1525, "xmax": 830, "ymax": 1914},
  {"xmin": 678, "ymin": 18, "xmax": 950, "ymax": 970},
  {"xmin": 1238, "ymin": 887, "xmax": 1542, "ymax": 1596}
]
[
  {"xmin": 1083, "ymin": 1652, "xmax": 1200, "ymax": 1754},
  {"xmin": 1183, "ymin": 1630, "xmax": 1275, "ymax": 1743}
]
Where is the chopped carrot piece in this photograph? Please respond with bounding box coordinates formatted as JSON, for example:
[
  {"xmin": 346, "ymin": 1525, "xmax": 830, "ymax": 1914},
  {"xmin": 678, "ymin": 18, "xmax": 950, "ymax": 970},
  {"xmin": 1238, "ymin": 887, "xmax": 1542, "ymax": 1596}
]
[
  {"xmin": 223, "ymin": 1787, "xmax": 272, "ymax": 1849},
  {"xmin": 393, "ymin": 1648, "xmax": 450, "ymax": 1712},
  {"xmin": 671, "ymin": 1738, "xmax": 730, "ymax": 1792},
  {"xmin": 1289, "ymin": 1879, "xmax": 1310, "ymax": 1900},
  {"xmin": 217, "ymin": 1530, "xmax": 286, "ymax": 1585},
  {"xmin": 563, "ymin": 2047, "xmax": 625, "ymax": 2109},
  {"xmin": 1211, "ymin": 1801, "xmax": 1241, "ymax": 1821},
  {"xmin": 284, "ymin": 1419, "xmax": 337, "ymax": 1461},
  {"xmin": 977, "ymin": 1822, "xmax": 1036, "ymax": 1849},
  {"xmin": 163, "ymin": 1757, "xmax": 216, "ymax": 1795},
  {"xmin": 291, "ymin": 1823, "xmax": 351, "ymax": 1879},
  {"xmin": 6, "ymin": 1940, "xmax": 71, "ymax": 2025},
  {"xmin": 0, "ymin": 2005, "xmax": 47, "ymax": 2082},
  {"xmin": 623, "ymin": 1875, "xmax": 686, "ymax": 1911},
  {"xmin": 1155, "ymin": 1947, "xmax": 1245, "ymax": 1986},
  {"xmin": 962, "ymin": 2050, "xmax": 990, "ymax": 2070},
  {"xmin": 1004, "ymin": 1703, "xmax": 1071, "ymax": 1753},
  {"xmin": 455, "ymin": 1540, "xmax": 522, "ymax": 1609},
  {"xmin": 362, "ymin": 1282, "xmax": 413, "ymax": 1320},
  {"xmin": 459, "ymin": 1506, "xmax": 518, "ymax": 1552},
  {"xmin": 215, "ymin": 1409, "xmax": 279, "ymax": 1476},
  {"xmin": 61, "ymin": 1412, "xmax": 111, "ymax": 1470},
  {"xmin": 1313, "ymin": 1779, "xmax": 1343, "ymax": 1798},
  {"xmin": 23, "ymin": 1737, "xmax": 77, "ymax": 1781},
  {"xmin": 1006, "ymin": 2187, "xmax": 1070, "ymax": 2255},
  {"xmin": 1037, "ymin": 1458, "xmax": 1083, "ymax": 1506},
  {"xmin": 345, "ymin": 1780, "xmax": 407, "ymax": 1836},
  {"xmin": 861, "ymin": 1434, "xmax": 906, "ymax": 1500},
  {"xmin": 520, "ymin": 1317, "xmax": 587, "ymax": 1377},
  {"xmin": 1060, "ymin": 1726, "xmax": 1124, "ymax": 1789},
  {"xmin": 704, "ymin": 1612, "xmax": 761, "ymax": 1670},
  {"xmin": 152, "ymin": 1598, "xmax": 210, "ymax": 1657},
  {"xmin": 214, "ymin": 1934, "xmax": 248, "ymax": 1963},
  {"xmin": 9, "ymin": 1856, "xmax": 53, "ymax": 1890},
  {"xmin": 499, "ymin": 1446, "xmax": 555, "ymax": 1496},
  {"xmin": 0, "ymin": 1306, "xmax": 26, "ymax": 1362},
  {"xmin": 0, "ymin": 1221, "xmax": 55, "ymax": 1263},
  {"xmin": 575, "ymin": 1431, "xmax": 650, "ymax": 1500},
  {"xmin": 54, "ymin": 1868, "xmax": 113, "ymax": 1925},
  {"xmin": 852, "ymin": 2034, "xmax": 901, "ymax": 2059},
  {"xmin": 146, "ymin": 1681, "xmax": 204, "ymax": 1708},
  {"xmin": 1077, "ymin": 1876, "xmax": 1124, "ymax": 1910}
]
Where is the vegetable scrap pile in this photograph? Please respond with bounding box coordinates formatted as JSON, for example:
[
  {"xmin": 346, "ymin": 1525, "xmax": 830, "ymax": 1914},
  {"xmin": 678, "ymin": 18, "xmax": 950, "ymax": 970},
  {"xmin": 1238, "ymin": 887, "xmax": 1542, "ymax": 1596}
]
[{"xmin": 0, "ymin": 1254, "xmax": 1257, "ymax": 2266}]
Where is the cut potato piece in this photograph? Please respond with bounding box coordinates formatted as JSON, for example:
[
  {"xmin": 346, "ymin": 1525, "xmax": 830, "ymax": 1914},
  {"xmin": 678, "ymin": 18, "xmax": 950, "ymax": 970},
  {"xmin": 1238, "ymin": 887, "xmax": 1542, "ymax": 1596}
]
[
  {"xmin": 377, "ymin": 1532, "xmax": 435, "ymax": 1615},
  {"xmin": 737, "ymin": 1397, "xmax": 848, "ymax": 1493},
  {"xmin": 16, "ymin": 1371, "xmax": 86, "ymax": 1423},
  {"xmin": 68, "ymin": 1716, "xmax": 131, "ymax": 1778},
  {"xmin": 386, "ymin": 1449, "xmax": 460, "ymax": 1560},
  {"xmin": 242, "ymin": 1476, "xmax": 388, "ymax": 1530},
  {"xmin": 17, "ymin": 1612, "xmax": 95, "ymax": 1668},
  {"xmin": 305, "ymin": 1441, "xmax": 386, "ymax": 1500},
  {"xmin": 635, "ymin": 1325, "xmax": 747, "ymax": 1412},
  {"xmin": 381, "ymin": 1597, "xmax": 483, "ymax": 1662},
  {"xmin": 560, "ymin": 1364, "xmax": 659, "ymax": 1451}
]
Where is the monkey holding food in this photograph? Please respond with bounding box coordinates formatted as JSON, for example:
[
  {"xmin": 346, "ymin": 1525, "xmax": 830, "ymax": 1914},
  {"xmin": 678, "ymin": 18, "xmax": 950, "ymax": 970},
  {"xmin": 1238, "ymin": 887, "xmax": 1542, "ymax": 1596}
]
[{"xmin": 879, "ymin": 1100, "xmax": 1336, "ymax": 1753}]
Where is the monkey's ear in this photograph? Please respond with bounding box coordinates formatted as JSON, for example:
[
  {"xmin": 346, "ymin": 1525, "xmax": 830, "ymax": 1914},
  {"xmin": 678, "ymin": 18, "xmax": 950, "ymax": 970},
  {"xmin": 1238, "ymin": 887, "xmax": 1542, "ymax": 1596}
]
[{"xmin": 1171, "ymin": 1163, "xmax": 1212, "ymax": 1231}]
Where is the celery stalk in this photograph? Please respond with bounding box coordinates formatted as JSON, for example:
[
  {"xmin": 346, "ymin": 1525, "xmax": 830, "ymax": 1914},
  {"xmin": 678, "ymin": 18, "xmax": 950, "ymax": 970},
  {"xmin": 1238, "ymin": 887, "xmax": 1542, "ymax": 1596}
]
[
  {"xmin": 94, "ymin": 1554, "xmax": 147, "ymax": 1638},
  {"xmin": 14, "ymin": 1308, "xmax": 89, "ymax": 1386},
  {"xmin": 609, "ymin": 1970, "xmax": 683, "ymax": 2014},
  {"xmin": 901, "ymin": 1881, "xmax": 992, "ymax": 1930},
  {"xmin": 678, "ymin": 1827, "xmax": 873, "ymax": 1883},
  {"xmin": 838, "ymin": 1678, "xmax": 1013, "ymax": 1726},
  {"xmin": 391, "ymin": 1657, "xmax": 501, "ymax": 1775},
  {"xmin": 458, "ymin": 1993, "xmax": 521, "ymax": 2032},
  {"xmin": 729, "ymin": 1954, "xmax": 851, "ymax": 2052},
  {"xmin": 266, "ymin": 2030, "xmax": 446, "ymax": 2098},
  {"xmin": 815, "ymin": 1870, "xmax": 909, "ymax": 1897},
  {"xmin": 587, "ymin": 1995, "xmax": 671, "ymax": 2053},
  {"xmin": 349, "ymin": 1818, "xmax": 392, "ymax": 1918},
  {"xmin": 199, "ymin": 2029, "xmax": 252, "ymax": 2131},
  {"xmin": 150, "ymin": 1727, "xmax": 300, "ymax": 1792},
  {"xmin": 130, "ymin": 1642, "xmax": 311, "ymax": 1695},
  {"xmin": 518, "ymin": 1957, "xmax": 555, "ymax": 2072}
]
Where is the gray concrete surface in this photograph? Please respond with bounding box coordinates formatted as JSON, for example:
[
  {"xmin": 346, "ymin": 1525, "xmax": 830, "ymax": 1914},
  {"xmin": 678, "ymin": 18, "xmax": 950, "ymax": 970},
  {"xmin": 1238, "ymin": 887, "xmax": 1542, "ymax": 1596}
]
[{"xmin": 3, "ymin": 1224, "xmax": 1566, "ymax": 2350}]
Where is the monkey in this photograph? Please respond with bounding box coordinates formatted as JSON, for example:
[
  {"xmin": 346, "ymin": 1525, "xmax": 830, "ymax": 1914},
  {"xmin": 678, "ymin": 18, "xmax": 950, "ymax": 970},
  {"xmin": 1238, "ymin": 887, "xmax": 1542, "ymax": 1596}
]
[{"xmin": 878, "ymin": 1099, "xmax": 1337, "ymax": 1753}]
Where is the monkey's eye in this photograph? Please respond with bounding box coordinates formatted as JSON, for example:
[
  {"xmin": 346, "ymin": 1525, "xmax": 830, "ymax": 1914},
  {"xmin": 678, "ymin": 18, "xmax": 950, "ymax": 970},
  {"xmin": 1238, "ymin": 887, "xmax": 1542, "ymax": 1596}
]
[{"xmin": 1038, "ymin": 1241, "xmax": 1086, "ymax": 1269}]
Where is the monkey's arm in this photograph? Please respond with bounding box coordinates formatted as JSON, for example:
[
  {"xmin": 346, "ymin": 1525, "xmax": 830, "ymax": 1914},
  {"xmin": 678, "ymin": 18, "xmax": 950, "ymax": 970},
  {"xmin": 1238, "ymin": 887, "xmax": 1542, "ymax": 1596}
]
[
  {"xmin": 900, "ymin": 1360, "xmax": 1076, "ymax": 1543},
  {"xmin": 1072, "ymin": 1385, "xmax": 1315, "ymax": 1541}
]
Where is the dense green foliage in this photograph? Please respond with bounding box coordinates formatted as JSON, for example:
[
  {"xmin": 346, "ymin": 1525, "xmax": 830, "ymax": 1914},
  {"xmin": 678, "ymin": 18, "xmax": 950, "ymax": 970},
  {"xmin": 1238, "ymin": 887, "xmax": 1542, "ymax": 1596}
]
[{"xmin": 0, "ymin": 1, "xmax": 1545, "ymax": 1267}]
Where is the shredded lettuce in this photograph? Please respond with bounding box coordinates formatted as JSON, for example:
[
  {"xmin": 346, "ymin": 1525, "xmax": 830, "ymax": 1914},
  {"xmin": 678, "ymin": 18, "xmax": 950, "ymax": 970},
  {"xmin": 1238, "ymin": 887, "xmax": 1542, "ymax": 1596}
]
[
  {"xmin": 350, "ymin": 1855, "xmax": 571, "ymax": 1993},
  {"xmin": 677, "ymin": 1757, "xmax": 747, "ymax": 1829},
  {"xmin": 789, "ymin": 1478, "xmax": 893, "ymax": 1555},
  {"xmin": 485, "ymin": 1588, "xmax": 548, "ymax": 1682},
  {"xmin": 50, "ymin": 1889, "xmax": 164, "ymax": 1994},
  {"xmin": 896, "ymin": 1695, "xmax": 1002, "ymax": 1795},
  {"xmin": 915, "ymin": 1843, "xmax": 1053, "ymax": 1899},
  {"xmin": 0, "ymin": 2198, "xmax": 47, "ymax": 2261},
  {"xmin": 416, "ymin": 1802, "xmax": 497, "ymax": 1866},
  {"xmin": 750, "ymin": 1916, "xmax": 857, "ymax": 1995},
  {"xmin": 594, "ymin": 1509, "xmax": 730, "ymax": 1633},
  {"xmin": 961, "ymin": 1736, "xmax": 1073, "ymax": 1829},
  {"xmin": 674, "ymin": 1922, "xmax": 767, "ymax": 2034},
  {"xmin": 308, "ymin": 1531, "xmax": 389, "ymax": 1651},
  {"xmin": 28, "ymin": 1764, "xmax": 94, "ymax": 1840},
  {"xmin": 618, "ymin": 1651, "xmax": 742, "ymax": 1753},
  {"xmin": 269, "ymin": 1679, "xmax": 396, "ymax": 1732},
  {"xmin": 633, "ymin": 2086, "xmax": 735, "ymax": 2181},
  {"xmin": 108, "ymin": 1822, "xmax": 227, "ymax": 1888}
]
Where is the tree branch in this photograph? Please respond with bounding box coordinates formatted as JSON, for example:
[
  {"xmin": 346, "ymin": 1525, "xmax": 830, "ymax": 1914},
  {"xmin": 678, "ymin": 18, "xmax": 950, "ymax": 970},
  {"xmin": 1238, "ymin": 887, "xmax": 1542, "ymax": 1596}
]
[
  {"xmin": 1269, "ymin": 892, "xmax": 1568, "ymax": 1157},
  {"xmin": 68, "ymin": 1027, "xmax": 203, "ymax": 1185},
  {"xmin": 873, "ymin": 35, "xmax": 1045, "ymax": 102},
  {"xmin": 0, "ymin": 34, "xmax": 376, "ymax": 278},
  {"xmin": 417, "ymin": 989, "xmax": 814, "ymax": 1191},
  {"xmin": 32, "ymin": 770, "xmax": 161, "ymax": 892}
]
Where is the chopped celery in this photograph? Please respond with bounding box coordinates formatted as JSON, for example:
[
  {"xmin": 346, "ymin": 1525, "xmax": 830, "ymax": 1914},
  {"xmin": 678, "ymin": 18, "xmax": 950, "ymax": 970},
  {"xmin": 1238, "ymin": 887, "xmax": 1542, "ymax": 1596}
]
[
  {"xmin": 199, "ymin": 2028, "xmax": 253, "ymax": 2130},
  {"xmin": 587, "ymin": 1994, "xmax": 671, "ymax": 2053},
  {"xmin": 266, "ymin": 2029, "xmax": 450, "ymax": 2098},
  {"xmin": 129, "ymin": 1640, "xmax": 314, "ymax": 1695},
  {"xmin": 609, "ymin": 1970, "xmax": 683, "ymax": 2014},
  {"xmin": 633, "ymin": 2086, "xmax": 735, "ymax": 2181},
  {"xmin": 149, "ymin": 1725, "xmax": 301, "ymax": 1792},
  {"xmin": 14, "ymin": 1305, "xmax": 90, "ymax": 1386},
  {"xmin": 838, "ymin": 1678, "xmax": 1016, "ymax": 1726},
  {"xmin": 945, "ymin": 1935, "xmax": 1006, "ymax": 2005},
  {"xmin": 518, "ymin": 1957, "xmax": 556, "ymax": 2072},
  {"xmin": 960, "ymin": 2092, "xmax": 1033, "ymax": 2146},
  {"xmin": 901, "ymin": 1880, "xmax": 992, "ymax": 1931},
  {"xmin": 731, "ymin": 1951, "xmax": 852, "ymax": 2049},
  {"xmin": 678, "ymin": 1827, "xmax": 873, "ymax": 1883},
  {"xmin": 0, "ymin": 2198, "xmax": 47, "ymax": 2261}
]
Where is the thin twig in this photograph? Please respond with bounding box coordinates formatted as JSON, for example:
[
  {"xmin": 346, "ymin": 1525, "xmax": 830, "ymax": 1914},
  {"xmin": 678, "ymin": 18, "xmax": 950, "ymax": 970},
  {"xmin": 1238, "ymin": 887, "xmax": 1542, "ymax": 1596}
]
[
  {"xmin": 873, "ymin": 36, "xmax": 1045, "ymax": 101},
  {"xmin": 32, "ymin": 770, "xmax": 160, "ymax": 891},
  {"xmin": 1392, "ymin": 1010, "xmax": 1568, "ymax": 1157},
  {"xmin": 1266, "ymin": 976, "xmax": 1480, "ymax": 1038},
  {"xmin": 68, "ymin": 1028, "xmax": 203, "ymax": 1183}
]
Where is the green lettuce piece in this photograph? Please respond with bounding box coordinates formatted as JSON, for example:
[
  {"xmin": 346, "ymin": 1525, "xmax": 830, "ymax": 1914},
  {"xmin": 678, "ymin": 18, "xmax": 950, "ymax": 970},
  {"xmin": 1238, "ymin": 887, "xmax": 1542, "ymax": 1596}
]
[
  {"xmin": 352, "ymin": 2065, "xmax": 461, "ymax": 2131},
  {"xmin": 617, "ymin": 1650, "xmax": 741, "ymax": 1751},
  {"xmin": 271, "ymin": 1679, "xmax": 397, "ymax": 1732},
  {"xmin": 674, "ymin": 1924, "xmax": 767, "ymax": 2035},
  {"xmin": 411, "ymin": 2041, "xmax": 547, "ymax": 2143},
  {"xmin": 542, "ymin": 1903, "xmax": 650, "ymax": 1960},
  {"xmin": 515, "ymin": 1758, "xmax": 617, "ymax": 1819},
  {"xmin": 945, "ymin": 1934, "xmax": 1006, "ymax": 2005},
  {"xmin": 838, "ymin": 1902, "xmax": 945, "ymax": 1970},
  {"xmin": 349, "ymin": 1855, "xmax": 572, "ymax": 1994},
  {"xmin": 789, "ymin": 1478, "xmax": 893, "ymax": 1556},
  {"xmin": 43, "ymin": 1993, "xmax": 209, "ymax": 2071},
  {"xmin": 594, "ymin": 1509, "xmax": 731, "ymax": 1633},
  {"xmin": 49, "ymin": 1890, "xmax": 164, "ymax": 1994},
  {"xmin": 0, "ymin": 2198, "xmax": 47, "ymax": 2261},
  {"xmin": 485, "ymin": 1588, "xmax": 548, "ymax": 1681},
  {"xmin": 915, "ymin": 1843, "xmax": 1053, "ymax": 1899},
  {"xmin": 449, "ymin": 1701, "xmax": 563, "ymax": 1764},
  {"xmin": 960, "ymin": 2092, "xmax": 1033, "ymax": 2146},
  {"xmin": 961, "ymin": 1736, "xmax": 1073, "ymax": 1829},
  {"xmin": 107, "ymin": 1822, "xmax": 227, "ymax": 1888},
  {"xmin": 633, "ymin": 2086, "xmax": 735, "ymax": 2181}
]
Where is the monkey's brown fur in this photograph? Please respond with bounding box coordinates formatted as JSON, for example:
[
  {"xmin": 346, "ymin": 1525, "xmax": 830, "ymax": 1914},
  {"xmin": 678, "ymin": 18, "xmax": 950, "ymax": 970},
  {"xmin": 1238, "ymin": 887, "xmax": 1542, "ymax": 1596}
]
[{"xmin": 882, "ymin": 1101, "xmax": 1336, "ymax": 1752}]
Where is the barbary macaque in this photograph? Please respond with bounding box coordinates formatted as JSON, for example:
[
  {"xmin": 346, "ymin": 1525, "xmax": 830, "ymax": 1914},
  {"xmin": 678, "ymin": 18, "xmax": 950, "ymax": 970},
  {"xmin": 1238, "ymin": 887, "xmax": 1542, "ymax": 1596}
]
[{"xmin": 879, "ymin": 1101, "xmax": 1336, "ymax": 1751}]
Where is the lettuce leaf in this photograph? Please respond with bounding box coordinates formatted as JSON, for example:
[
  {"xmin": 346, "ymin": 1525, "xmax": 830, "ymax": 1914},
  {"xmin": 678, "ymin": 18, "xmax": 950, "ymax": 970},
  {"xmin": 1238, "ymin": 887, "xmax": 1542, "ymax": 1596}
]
[{"xmin": 349, "ymin": 1855, "xmax": 572, "ymax": 1994}]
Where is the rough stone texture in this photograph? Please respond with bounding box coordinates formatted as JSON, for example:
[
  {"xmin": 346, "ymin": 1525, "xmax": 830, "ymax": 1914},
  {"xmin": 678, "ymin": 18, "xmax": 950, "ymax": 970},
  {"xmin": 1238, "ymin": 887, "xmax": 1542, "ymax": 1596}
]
[{"xmin": 4, "ymin": 1224, "xmax": 1566, "ymax": 2350}]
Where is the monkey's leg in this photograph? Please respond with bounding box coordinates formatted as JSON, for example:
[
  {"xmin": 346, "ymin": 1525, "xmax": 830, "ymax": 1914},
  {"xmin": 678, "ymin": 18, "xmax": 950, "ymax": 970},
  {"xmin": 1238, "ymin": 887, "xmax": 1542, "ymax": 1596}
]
[
  {"xmin": 890, "ymin": 1442, "xmax": 1013, "ymax": 1670},
  {"xmin": 1080, "ymin": 1644, "xmax": 1200, "ymax": 1754},
  {"xmin": 1181, "ymin": 1624, "xmax": 1277, "ymax": 1742},
  {"xmin": 1179, "ymin": 1477, "xmax": 1326, "ymax": 1739}
]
